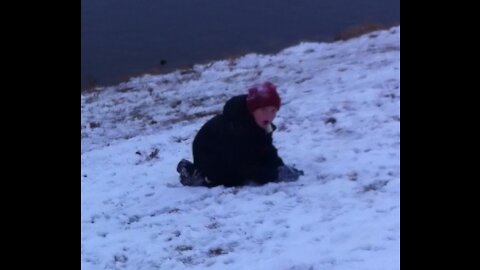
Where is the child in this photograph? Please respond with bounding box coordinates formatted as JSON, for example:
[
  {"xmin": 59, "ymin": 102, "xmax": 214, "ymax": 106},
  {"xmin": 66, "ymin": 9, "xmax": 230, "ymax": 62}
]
[{"xmin": 177, "ymin": 81, "xmax": 303, "ymax": 187}]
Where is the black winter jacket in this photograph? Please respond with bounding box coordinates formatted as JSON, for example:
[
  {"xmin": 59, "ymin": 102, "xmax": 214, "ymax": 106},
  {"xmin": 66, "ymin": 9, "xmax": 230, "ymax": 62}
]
[{"xmin": 192, "ymin": 95, "xmax": 284, "ymax": 186}]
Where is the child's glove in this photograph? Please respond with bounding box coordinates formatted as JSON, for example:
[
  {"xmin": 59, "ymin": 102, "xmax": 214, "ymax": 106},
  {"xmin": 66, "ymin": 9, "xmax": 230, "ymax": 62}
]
[{"xmin": 277, "ymin": 165, "xmax": 304, "ymax": 182}]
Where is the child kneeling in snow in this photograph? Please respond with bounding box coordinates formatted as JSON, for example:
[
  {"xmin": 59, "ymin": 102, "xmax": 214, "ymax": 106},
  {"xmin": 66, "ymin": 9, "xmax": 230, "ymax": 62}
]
[{"xmin": 176, "ymin": 81, "xmax": 303, "ymax": 187}]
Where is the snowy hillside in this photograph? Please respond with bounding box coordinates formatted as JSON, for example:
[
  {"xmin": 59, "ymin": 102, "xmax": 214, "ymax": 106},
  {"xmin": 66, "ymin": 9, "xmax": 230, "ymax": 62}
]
[{"xmin": 81, "ymin": 26, "xmax": 400, "ymax": 270}]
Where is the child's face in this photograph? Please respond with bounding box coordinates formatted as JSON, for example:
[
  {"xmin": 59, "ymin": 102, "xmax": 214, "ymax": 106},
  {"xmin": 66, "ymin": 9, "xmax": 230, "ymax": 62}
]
[{"xmin": 252, "ymin": 106, "xmax": 278, "ymax": 129}]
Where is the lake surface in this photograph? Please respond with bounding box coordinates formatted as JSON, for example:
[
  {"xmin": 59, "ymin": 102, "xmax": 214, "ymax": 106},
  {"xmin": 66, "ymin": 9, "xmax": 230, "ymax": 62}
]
[{"xmin": 81, "ymin": 0, "xmax": 399, "ymax": 88}]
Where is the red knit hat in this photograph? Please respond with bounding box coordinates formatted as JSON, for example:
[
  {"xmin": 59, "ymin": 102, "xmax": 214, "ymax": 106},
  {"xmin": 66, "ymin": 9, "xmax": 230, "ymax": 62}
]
[{"xmin": 246, "ymin": 81, "xmax": 281, "ymax": 113}]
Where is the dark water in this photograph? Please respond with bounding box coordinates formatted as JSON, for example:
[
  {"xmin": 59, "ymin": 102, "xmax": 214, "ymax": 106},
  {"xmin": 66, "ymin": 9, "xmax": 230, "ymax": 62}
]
[{"xmin": 81, "ymin": 0, "xmax": 399, "ymax": 88}]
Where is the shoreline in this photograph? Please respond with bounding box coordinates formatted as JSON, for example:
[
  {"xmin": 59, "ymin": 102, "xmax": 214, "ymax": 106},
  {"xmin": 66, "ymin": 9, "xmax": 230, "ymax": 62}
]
[{"xmin": 81, "ymin": 22, "xmax": 399, "ymax": 92}]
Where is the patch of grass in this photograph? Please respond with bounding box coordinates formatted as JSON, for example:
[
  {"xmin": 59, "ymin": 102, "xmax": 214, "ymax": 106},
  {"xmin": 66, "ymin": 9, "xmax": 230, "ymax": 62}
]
[
  {"xmin": 363, "ymin": 180, "xmax": 389, "ymax": 192},
  {"xmin": 81, "ymin": 77, "xmax": 100, "ymax": 93},
  {"xmin": 208, "ymin": 247, "xmax": 227, "ymax": 257},
  {"xmin": 175, "ymin": 245, "xmax": 193, "ymax": 252},
  {"xmin": 334, "ymin": 22, "xmax": 399, "ymax": 41}
]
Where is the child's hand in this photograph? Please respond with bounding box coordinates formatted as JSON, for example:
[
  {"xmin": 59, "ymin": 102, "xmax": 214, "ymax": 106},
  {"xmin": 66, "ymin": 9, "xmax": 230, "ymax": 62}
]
[{"xmin": 277, "ymin": 165, "xmax": 304, "ymax": 182}]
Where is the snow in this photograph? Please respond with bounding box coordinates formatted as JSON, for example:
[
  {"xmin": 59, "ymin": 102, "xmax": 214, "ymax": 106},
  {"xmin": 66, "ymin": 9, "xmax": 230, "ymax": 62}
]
[{"xmin": 81, "ymin": 26, "xmax": 400, "ymax": 270}]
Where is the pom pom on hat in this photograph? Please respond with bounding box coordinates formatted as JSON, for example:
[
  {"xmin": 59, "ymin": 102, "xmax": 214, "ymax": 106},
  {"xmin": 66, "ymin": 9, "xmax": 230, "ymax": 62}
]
[{"xmin": 246, "ymin": 81, "xmax": 281, "ymax": 113}]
